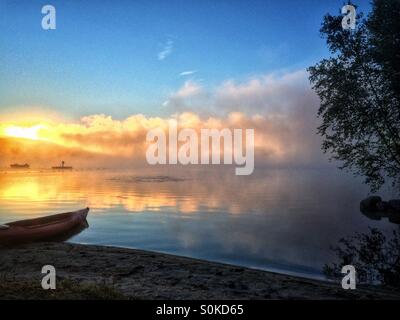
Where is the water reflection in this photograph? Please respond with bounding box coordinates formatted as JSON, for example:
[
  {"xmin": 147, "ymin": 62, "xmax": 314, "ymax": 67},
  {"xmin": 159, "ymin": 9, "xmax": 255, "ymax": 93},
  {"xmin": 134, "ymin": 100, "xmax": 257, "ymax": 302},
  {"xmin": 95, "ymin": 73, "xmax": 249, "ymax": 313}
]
[
  {"xmin": 0, "ymin": 168, "xmax": 397, "ymax": 278},
  {"xmin": 360, "ymin": 196, "xmax": 400, "ymax": 224}
]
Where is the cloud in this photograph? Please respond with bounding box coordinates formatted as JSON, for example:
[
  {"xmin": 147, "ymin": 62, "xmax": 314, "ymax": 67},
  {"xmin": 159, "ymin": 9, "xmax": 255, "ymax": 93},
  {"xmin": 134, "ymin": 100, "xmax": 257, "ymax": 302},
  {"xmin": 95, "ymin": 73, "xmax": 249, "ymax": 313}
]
[
  {"xmin": 158, "ymin": 39, "xmax": 174, "ymax": 61},
  {"xmin": 163, "ymin": 80, "xmax": 204, "ymax": 108},
  {"xmin": 214, "ymin": 70, "xmax": 311, "ymax": 115},
  {"xmin": 179, "ymin": 70, "xmax": 197, "ymax": 77},
  {"xmin": 160, "ymin": 69, "xmax": 325, "ymax": 167},
  {"xmin": 165, "ymin": 69, "xmax": 318, "ymax": 115},
  {"xmin": 0, "ymin": 70, "xmax": 328, "ymax": 170},
  {"xmin": 175, "ymin": 80, "xmax": 202, "ymax": 98}
]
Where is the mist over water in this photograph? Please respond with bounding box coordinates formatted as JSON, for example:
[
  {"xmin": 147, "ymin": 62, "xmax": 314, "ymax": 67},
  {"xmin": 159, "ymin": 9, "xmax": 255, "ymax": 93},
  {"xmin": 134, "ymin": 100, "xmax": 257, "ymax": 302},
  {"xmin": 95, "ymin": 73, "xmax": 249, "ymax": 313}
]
[{"xmin": 0, "ymin": 167, "xmax": 397, "ymax": 279}]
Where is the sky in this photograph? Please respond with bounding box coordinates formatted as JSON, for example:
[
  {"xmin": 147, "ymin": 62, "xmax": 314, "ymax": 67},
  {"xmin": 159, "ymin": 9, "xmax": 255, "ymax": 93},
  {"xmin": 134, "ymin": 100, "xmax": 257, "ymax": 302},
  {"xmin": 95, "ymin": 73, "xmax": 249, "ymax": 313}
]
[
  {"xmin": 0, "ymin": 0, "xmax": 371, "ymax": 117},
  {"xmin": 0, "ymin": 0, "xmax": 373, "ymax": 169}
]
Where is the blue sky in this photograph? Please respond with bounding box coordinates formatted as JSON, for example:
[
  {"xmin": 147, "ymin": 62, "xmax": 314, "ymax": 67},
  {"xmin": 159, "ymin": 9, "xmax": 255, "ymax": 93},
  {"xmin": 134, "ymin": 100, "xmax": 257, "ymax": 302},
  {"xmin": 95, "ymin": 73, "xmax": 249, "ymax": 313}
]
[{"xmin": 0, "ymin": 0, "xmax": 371, "ymax": 119}]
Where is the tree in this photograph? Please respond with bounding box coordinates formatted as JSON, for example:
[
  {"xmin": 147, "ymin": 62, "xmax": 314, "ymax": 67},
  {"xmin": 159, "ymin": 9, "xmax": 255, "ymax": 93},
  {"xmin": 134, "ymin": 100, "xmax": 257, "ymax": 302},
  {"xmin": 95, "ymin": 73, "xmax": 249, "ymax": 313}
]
[{"xmin": 308, "ymin": 0, "xmax": 400, "ymax": 192}]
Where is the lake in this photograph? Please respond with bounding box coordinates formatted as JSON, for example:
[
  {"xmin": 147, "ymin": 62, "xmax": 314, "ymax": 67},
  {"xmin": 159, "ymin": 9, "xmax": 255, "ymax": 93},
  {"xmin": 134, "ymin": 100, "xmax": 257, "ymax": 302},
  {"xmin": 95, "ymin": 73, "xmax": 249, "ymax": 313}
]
[{"xmin": 0, "ymin": 167, "xmax": 397, "ymax": 279}]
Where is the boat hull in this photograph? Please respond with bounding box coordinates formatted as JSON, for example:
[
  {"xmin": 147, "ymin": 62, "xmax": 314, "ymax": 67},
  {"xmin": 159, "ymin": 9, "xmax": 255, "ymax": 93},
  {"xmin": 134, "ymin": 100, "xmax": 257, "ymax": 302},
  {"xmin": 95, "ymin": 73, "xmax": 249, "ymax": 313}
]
[
  {"xmin": 0, "ymin": 208, "xmax": 89, "ymax": 246},
  {"xmin": 10, "ymin": 164, "xmax": 30, "ymax": 169}
]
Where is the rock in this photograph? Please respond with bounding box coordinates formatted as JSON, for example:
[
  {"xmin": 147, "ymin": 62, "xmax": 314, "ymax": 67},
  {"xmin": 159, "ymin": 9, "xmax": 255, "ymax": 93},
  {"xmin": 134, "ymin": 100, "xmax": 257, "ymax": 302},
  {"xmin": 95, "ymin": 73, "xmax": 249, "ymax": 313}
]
[
  {"xmin": 389, "ymin": 215, "xmax": 400, "ymax": 224},
  {"xmin": 360, "ymin": 196, "xmax": 382, "ymax": 213},
  {"xmin": 388, "ymin": 199, "xmax": 400, "ymax": 224},
  {"xmin": 361, "ymin": 210, "xmax": 382, "ymax": 220},
  {"xmin": 360, "ymin": 197, "xmax": 400, "ymax": 225},
  {"xmin": 388, "ymin": 199, "xmax": 400, "ymax": 213},
  {"xmin": 376, "ymin": 201, "xmax": 390, "ymax": 213}
]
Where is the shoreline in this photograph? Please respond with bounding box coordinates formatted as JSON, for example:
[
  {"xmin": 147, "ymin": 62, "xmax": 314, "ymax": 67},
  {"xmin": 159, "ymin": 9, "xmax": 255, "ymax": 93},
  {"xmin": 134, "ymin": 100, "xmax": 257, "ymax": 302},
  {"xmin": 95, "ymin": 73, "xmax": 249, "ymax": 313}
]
[
  {"xmin": 1, "ymin": 242, "xmax": 399, "ymax": 300},
  {"xmin": 77, "ymin": 242, "xmax": 326, "ymax": 282}
]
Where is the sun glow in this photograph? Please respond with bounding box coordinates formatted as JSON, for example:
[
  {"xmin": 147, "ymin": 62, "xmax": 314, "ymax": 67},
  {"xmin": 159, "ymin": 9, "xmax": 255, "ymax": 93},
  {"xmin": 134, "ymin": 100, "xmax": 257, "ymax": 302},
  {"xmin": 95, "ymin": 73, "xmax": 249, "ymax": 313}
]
[
  {"xmin": 4, "ymin": 125, "xmax": 47, "ymax": 141},
  {"xmin": 0, "ymin": 112, "xmax": 289, "ymax": 165}
]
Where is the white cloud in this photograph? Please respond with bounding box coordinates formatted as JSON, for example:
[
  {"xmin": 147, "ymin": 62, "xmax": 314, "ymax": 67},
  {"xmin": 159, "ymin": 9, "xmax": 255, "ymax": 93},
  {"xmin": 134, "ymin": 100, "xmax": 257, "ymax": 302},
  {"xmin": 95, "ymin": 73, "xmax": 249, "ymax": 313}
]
[
  {"xmin": 162, "ymin": 80, "xmax": 204, "ymax": 109},
  {"xmin": 214, "ymin": 70, "xmax": 311, "ymax": 114},
  {"xmin": 160, "ymin": 70, "xmax": 325, "ymax": 166},
  {"xmin": 158, "ymin": 39, "xmax": 174, "ymax": 61},
  {"xmin": 164, "ymin": 70, "xmax": 317, "ymax": 117},
  {"xmin": 179, "ymin": 70, "xmax": 197, "ymax": 77},
  {"xmin": 175, "ymin": 80, "xmax": 202, "ymax": 98}
]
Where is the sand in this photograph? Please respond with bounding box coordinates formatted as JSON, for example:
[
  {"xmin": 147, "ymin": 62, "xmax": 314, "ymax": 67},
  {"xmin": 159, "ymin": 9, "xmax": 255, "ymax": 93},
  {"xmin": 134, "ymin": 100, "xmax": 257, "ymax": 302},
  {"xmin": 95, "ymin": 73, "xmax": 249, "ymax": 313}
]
[{"xmin": 0, "ymin": 242, "xmax": 399, "ymax": 300}]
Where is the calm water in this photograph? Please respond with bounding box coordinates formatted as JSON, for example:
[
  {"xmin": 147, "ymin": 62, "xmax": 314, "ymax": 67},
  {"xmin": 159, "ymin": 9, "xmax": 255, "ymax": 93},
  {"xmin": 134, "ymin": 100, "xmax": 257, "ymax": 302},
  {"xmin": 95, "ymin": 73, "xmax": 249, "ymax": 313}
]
[{"xmin": 0, "ymin": 167, "xmax": 397, "ymax": 279}]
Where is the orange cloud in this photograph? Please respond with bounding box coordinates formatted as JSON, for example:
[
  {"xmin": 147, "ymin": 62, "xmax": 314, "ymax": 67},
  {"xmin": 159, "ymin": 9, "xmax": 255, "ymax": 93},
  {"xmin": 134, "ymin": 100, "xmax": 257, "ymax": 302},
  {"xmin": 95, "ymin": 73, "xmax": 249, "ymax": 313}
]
[
  {"xmin": 0, "ymin": 71, "xmax": 328, "ymax": 169},
  {"xmin": 0, "ymin": 110, "xmax": 325, "ymax": 170}
]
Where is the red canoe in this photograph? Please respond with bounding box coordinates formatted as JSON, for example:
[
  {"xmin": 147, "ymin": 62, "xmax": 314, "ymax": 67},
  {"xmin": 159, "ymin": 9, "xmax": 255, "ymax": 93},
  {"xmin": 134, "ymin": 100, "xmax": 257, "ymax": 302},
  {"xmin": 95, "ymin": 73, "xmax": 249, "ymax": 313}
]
[{"xmin": 0, "ymin": 208, "xmax": 89, "ymax": 245}]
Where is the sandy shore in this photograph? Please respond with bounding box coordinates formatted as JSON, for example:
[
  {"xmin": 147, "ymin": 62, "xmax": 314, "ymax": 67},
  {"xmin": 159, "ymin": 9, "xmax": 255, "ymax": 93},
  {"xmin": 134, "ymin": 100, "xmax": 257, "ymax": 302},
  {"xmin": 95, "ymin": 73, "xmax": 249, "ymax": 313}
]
[{"xmin": 0, "ymin": 242, "xmax": 399, "ymax": 300}]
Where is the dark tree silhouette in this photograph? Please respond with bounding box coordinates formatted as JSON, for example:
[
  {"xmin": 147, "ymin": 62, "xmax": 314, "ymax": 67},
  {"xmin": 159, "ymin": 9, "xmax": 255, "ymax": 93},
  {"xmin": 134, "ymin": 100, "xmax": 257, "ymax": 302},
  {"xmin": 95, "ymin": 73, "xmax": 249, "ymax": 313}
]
[{"xmin": 308, "ymin": 0, "xmax": 400, "ymax": 192}]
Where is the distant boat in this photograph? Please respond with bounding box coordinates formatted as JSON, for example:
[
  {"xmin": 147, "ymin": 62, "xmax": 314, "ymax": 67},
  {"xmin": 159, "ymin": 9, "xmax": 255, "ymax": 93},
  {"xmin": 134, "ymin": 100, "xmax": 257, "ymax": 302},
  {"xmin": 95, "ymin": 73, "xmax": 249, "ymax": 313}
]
[
  {"xmin": 0, "ymin": 208, "xmax": 89, "ymax": 245},
  {"xmin": 10, "ymin": 163, "xmax": 29, "ymax": 169},
  {"xmin": 52, "ymin": 161, "xmax": 73, "ymax": 170}
]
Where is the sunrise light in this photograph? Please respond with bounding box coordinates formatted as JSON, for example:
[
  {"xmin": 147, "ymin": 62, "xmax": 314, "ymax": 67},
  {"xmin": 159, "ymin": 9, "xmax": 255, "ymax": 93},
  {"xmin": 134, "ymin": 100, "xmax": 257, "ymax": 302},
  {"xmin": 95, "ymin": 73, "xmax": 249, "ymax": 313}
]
[{"xmin": 4, "ymin": 124, "xmax": 47, "ymax": 141}]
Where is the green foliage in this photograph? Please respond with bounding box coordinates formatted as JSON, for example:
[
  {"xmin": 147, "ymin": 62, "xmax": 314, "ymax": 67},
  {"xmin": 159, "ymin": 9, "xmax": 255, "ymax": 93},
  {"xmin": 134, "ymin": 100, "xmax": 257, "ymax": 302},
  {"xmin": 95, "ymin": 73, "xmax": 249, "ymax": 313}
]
[
  {"xmin": 308, "ymin": 0, "xmax": 400, "ymax": 192},
  {"xmin": 324, "ymin": 227, "xmax": 400, "ymax": 288}
]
